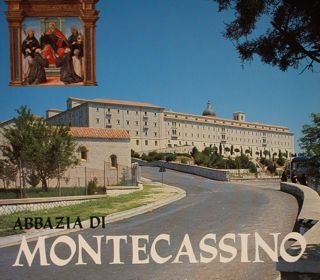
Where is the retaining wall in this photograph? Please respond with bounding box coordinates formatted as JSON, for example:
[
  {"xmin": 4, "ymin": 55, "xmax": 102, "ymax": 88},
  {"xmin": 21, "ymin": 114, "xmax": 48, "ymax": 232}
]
[
  {"xmin": 133, "ymin": 159, "xmax": 230, "ymax": 181},
  {"xmin": 277, "ymin": 182, "xmax": 320, "ymax": 279},
  {"xmin": 0, "ymin": 186, "xmax": 141, "ymax": 215}
]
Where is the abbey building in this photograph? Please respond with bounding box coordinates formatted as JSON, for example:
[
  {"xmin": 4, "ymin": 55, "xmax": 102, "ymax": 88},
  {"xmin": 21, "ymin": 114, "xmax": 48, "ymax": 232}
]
[{"xmin": 47, "ymin": 97, "xmax": 295, "ymax": 157}]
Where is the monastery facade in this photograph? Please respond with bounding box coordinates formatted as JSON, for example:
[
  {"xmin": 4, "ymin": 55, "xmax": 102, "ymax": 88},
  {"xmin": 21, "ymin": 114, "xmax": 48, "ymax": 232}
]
[{"xmin": 47, "ymin": 97, "xmax": 295, "ymax": 158}]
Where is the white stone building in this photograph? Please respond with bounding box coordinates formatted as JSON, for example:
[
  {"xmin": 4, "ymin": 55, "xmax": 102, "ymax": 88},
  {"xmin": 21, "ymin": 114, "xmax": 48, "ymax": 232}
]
[
  {"xmin": 47, "ymin": 97, "xmax": 295, "ymax": 158},
  {"xmin": 65, "ymin": 127, "xmax": 132, "ymax": 186},
  {"xmin": 0, "ymin": 121, "xmax": 132, "ymax": 187}
]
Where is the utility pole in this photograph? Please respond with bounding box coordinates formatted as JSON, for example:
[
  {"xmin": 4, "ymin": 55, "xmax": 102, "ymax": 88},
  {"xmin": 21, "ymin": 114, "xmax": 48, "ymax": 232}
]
[
  {"xmin": 85, "ymin": 166, "xmax": 87, "ymax": 195},
  {"xmin": 19, "ymin": 159, "xmax": 22, "ymax": 199}
]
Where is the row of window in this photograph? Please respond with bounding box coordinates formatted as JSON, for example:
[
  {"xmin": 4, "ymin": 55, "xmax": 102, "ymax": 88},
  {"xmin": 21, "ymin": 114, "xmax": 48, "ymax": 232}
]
[
  {"xmin": 166, "ymin": 115, "xmax": 287, "ymax": 132},
  {"xmin": 96, "ymin": 118, "xmax": 159, "ymax": 127},
  {"xmin": 96, "ymin": 107, "xmax": 158, "ymax": 117},
  {"xmin": 167, "ymin": 122, "xmax": 289, "ymax": 137},
  {"xmin": 136, "ymin": 140, "xmax": 158, "ymax": 146}
]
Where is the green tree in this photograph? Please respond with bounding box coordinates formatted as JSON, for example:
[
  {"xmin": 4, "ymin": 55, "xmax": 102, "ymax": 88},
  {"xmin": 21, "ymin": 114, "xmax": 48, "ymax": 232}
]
[
  {"xmin": 213, "ymin": 1, "xmax": 320, "ymax": 72},
  {"xmin": 1, "ymin": 106, "xmax": 79, "ymax": 192},
  {"xmin": 194, "ymin": 152, "xmax": 210, "ymax": 166},
  {"xmin": 26, "ymin": 171, "xmax": 41, "ymax": 188},
  {"xmin": 27, "ymin": 122, "xmax": 79, "ymax": 191},
  {"xmin": 1, "ymin": 106, "xmax": 35, "ymax": 196},
  {"xmin": 165, "ymin": 153, "xmax": 176, "ymax": 162},
  {"xmin": 299, "ymin": 113, "xmax": 320, "ymax": 155},
  {"xmin": 191, "ymin": 146, "xmax": 199, "ymax": 157},
  {"xmin": 0, "ymin": 159, "xmax": 17, "ymax": 189}
]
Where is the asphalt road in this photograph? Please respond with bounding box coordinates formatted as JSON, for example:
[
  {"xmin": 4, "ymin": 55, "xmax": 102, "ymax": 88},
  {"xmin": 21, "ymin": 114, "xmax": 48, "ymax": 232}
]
[{"xmin": 0, "ymin": 167, "xmax": 299, "ymax": 280}]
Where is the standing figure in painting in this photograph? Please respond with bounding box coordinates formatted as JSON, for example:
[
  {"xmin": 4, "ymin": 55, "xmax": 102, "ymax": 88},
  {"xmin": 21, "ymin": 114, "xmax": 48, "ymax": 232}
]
[
  {"xmin": 56, "ymin": 48, "xmax": 83, "ymax": 84},
  {"xmin": 22, "ymin": 29, "xmax": 40, "ymax": 57},
  {"xmin": 68, "ymin": 27, "xmax": 83, "ymax": 57},
  {"xmin": 23, "ymin": 48, "xmax": 49, "ymax": 85},
  {"xmin": 40, "ymin": 22, "xmax": 69, "ymax": 65}
]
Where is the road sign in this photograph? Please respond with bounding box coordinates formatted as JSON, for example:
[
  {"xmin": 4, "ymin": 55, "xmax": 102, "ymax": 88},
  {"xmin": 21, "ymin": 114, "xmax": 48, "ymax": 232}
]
[{"xmin": 159, "ymin": 166, "xmax": 166, "ymax": 172}]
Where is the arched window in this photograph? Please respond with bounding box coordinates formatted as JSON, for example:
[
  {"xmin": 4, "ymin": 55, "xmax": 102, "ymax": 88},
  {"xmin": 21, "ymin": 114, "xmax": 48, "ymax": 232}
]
[
  {"xmin": 78, "ymin": 146, "xmax": 88, "ymax": 161},
  {"xmin": 110, "ymin": 154, "xmax": 118, "ymax": 168}
]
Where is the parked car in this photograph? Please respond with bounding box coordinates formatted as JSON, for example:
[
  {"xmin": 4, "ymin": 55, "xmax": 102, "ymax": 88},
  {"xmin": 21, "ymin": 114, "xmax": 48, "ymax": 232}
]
[{"xmin": 289, "ymin": 156, "xmax": 320, "ymax": 185}]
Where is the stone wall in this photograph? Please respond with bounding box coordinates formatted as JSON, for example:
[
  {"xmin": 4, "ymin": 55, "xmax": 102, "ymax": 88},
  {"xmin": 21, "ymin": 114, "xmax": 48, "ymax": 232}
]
[
  {"xmin": 133, "ymin": 159, "xmax": 230, "ymax": 181},
  {"xmin": 0, "ymin": 186, "xmax": 141, "ymax": 216},
  {"xmin": 277, "ymin": 182, "xmax": 320, "ymax": 279}
]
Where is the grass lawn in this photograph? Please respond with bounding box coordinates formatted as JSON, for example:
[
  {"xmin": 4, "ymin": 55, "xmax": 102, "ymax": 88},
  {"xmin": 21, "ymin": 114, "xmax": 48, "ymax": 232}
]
[{"xmin": 0, "ymin": 185, "xmax": 156, "ymax": 237}]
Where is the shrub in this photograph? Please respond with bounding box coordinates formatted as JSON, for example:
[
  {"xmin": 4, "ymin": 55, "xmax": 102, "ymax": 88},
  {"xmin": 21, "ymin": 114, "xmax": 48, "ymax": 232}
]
[
  {"xmin": 141, "ymin": 153, "xmax": 152, "ymax": 162},
  {"xmin": 191, "ymin": 147, "xmax": 199, "ymax": 157},
  {"xmin": 154, "ymin": 153, "xmax": 165, "ymax": 160},
  {"xmin": 87, "ymin": 177, "xmax": 98, "ymax": 195},
  {"xmin": 248, "ymin": 162, "xmax": 257, "ymax": 173},
  {"xmin": 260, "ymin": 157, "xmax": 267, "ymax": 165},
  {"xmin": 148, "ymin": 151, "xmax": 157, "ymax": 159},
  {"xmin": 267, "ymin": 163, "xmax": 276, "ymax": 174},
  {"xmin": 194, "ymin": 153, "xmax": 209, "ymax": 166},
  {"xmin": 277, "ymin": 157, "xmax": 286, "ymax": 166},
  {"xmin": 131, "ymin": 149, "xmax": 140, "ymax": 158},
  {"xmin": 165, "ymin": 153, "xmax": 176, "ymax": 162},
  {"xmin": 225, "ymin": 157, "xmax": 237, "ymax": 169},
  {"xmin": 180, "ymin": 158, "xmax": 187, "ymax": 164}
]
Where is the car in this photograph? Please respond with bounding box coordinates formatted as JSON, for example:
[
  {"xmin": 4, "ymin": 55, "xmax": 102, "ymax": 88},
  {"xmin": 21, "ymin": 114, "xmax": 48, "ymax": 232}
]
[{"xmin": 290, "ymin": 156, "xmax": 320, "ymax": 186}]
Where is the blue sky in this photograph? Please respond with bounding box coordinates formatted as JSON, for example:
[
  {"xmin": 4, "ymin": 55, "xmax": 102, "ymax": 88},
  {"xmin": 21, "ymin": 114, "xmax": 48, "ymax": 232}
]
[{"xmin": 0, "ymin": 0, "xmax": 319, "ymax": 153}]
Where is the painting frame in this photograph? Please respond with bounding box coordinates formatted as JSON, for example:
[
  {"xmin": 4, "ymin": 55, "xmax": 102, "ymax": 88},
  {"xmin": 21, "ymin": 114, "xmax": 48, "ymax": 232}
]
[{"xmin": 5, "ymin": 0, "xmax": 99, "ymax": 86}]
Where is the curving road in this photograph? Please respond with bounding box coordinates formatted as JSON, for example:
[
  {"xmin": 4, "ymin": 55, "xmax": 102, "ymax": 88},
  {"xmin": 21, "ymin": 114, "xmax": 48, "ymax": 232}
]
[{"xmin": 0, "ymin": 167, "xmax": 299, "ymax": 280}]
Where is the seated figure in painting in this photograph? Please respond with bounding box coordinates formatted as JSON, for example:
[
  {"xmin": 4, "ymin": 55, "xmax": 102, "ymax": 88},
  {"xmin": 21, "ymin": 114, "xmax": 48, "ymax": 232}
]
[
  {"xmin": 23, "ymin": 48, "xmax": 49, "ymax": 85},
  {"xmin": 40, "ymin": 22, "xmax": 69, "ymax": 65},
  {"xmin": 56, "ymin": 48, "xmax": 83, "ymax": 84}
]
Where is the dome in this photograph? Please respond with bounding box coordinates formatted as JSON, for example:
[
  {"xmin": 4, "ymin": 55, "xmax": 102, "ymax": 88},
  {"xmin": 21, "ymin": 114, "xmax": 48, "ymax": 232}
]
[{"xmin": 202, "ymin": 101, "xmax": 216, "ymax": 117}]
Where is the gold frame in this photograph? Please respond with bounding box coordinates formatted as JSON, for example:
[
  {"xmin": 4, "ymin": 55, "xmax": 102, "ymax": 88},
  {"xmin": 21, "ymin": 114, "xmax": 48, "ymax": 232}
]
[{"xmin": 5, "ymin": 0, "xmax": 99, "ymax": 86}]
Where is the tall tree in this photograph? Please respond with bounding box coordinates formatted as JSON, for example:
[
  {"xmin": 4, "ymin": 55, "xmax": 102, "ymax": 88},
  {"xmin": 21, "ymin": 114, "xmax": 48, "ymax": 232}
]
[
  {"xmin": 299, "ymin": 113, "xmax": 320, "ymax": 156},
  {"xmin": 0, "ymin": 159, "xmax": 17, "ymax": 189},
  {"xmin": 1, "ymin": 106, "xmax": 79, "ymax": 192},
  {"xmin": 213, "ymin": 1, "xmax": 320, "ymax": 72},
  {"xmin": 1, "ymin": 106, "xmax": 35, "ymax": 196},
  {"xmin": 26, "ymin": 120, "xmax": 79, "ymax": 191}
]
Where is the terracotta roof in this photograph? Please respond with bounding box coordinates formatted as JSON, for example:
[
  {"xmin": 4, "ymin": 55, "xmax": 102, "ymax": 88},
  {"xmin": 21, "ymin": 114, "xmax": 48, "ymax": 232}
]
[
  {"xmin": 68, "ymin": 97, "xmax": 164, "ymax": 109},
  {"xmin": 69, "ymin": 127, "xmax": 130, "ymax": 140}
]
